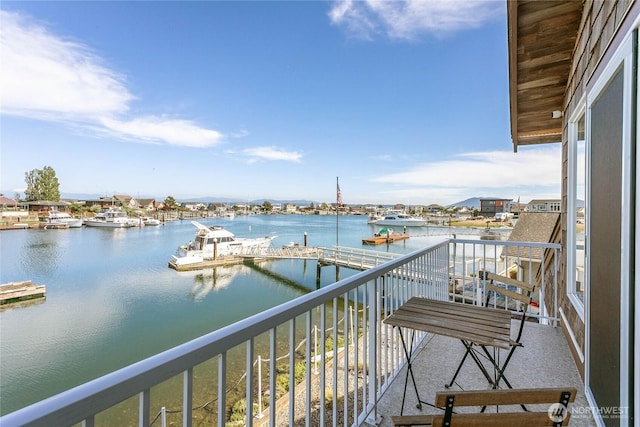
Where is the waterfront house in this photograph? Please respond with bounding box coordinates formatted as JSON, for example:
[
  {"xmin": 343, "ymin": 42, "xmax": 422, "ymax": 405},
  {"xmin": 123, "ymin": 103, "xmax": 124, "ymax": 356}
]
[
  {"xmin": 527, "ymin": 199, "xmax": 562, "ymax": 213},
  {"xmin": 113, "ymin": 194, "xmax": 138, "ymax": 209},
  {"xmin": 137, "ymin": 198, "xmax": 157, "ymax": 212},
  {"xmin": 479, "ymin": 197, "xmax": 513, "ymax": 216}
]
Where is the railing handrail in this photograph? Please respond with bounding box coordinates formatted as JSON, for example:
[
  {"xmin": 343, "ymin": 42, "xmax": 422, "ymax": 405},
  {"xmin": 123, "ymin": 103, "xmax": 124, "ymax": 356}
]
[
  {"xmin": 2, "ymin": 238, "xmax": 561, "ymax": 427},
  {"xmin": 1, "ymin": 240, "xmax": 449, "ymax": 426}
]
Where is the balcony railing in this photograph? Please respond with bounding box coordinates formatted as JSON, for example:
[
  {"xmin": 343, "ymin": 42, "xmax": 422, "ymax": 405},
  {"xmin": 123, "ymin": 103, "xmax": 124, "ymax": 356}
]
[{"xmin": 1, "ymin": 238, "xmax": 561, "ymax": 427}]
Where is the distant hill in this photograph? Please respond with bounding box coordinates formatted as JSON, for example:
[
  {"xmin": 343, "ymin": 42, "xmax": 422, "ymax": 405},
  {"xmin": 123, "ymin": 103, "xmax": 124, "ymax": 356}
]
[{"xmin": 447, "ymin": 197, "xmax": 481, "ymax": 209}]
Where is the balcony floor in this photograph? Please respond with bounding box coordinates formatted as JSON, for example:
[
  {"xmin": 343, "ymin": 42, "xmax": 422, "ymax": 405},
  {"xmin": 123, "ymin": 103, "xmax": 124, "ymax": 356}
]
[{"xmin": 367, "ymin": 321, "xmax": 596, "ymax": 426}]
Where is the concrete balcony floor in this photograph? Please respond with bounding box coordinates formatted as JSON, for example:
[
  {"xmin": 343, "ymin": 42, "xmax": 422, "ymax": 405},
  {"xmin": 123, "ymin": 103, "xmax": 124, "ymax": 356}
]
[{"xmin": 368, "ymin": 322, "xmax": 596, "ymax": 426}]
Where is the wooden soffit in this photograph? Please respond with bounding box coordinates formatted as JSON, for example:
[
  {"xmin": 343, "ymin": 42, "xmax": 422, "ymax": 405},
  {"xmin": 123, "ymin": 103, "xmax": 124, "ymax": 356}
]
[{"xmin": 508, "ymin": 0, "xmax": 583, "ymax": 150}]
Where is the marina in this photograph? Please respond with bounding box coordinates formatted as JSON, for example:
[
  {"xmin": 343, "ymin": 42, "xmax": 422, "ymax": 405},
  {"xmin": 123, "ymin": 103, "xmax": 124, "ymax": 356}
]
[{"xmin": 0, "ymin": 214, "xmax": 494, "ymax": 419}]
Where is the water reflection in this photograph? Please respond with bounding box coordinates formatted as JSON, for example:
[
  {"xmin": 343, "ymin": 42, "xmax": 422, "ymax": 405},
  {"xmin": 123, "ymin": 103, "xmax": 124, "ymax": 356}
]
[
  {"xmin": 180, "ymin": 264, "xmax": 252, "ymax": 300},
  {"xmin": 20, "ymin": 231, "xmax": 63, "ymax": 275}
]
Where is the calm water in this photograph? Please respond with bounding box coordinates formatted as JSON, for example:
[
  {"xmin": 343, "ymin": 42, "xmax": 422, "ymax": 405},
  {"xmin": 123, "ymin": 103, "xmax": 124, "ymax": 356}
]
[{"xmin": 0, "ymin": 214, "xmax": 462, "ymax": 415}]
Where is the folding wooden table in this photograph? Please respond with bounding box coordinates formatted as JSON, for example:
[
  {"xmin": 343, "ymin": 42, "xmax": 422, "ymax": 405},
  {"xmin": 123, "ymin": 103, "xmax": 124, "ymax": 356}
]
[{"xmin": 384, "ymin": 297, "xmax": 514, "ymax": 414}]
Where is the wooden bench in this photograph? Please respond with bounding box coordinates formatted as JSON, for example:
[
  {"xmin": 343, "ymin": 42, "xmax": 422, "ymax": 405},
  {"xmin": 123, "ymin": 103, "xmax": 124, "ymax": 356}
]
[{"xmin": 391, "ymin": 387, "xmax": 577, "ymax": 426}]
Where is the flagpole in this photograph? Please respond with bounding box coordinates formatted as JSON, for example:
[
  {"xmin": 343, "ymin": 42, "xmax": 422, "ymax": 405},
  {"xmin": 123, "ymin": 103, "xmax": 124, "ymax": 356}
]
[{"xmin": 336, "ymin": 176, "xmax": 339, "ymax": 246}]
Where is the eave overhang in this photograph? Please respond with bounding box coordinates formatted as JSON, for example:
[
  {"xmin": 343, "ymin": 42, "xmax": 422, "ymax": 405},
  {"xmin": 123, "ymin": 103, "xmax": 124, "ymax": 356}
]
[{"xmin": 508, "ymin": 0, "xmax": 583, "ymax": 151}]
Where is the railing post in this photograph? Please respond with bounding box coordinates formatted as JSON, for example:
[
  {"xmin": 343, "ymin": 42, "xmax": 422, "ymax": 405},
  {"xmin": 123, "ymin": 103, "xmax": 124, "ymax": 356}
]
[
  {"xmin": 139, "ymin": 389, "xmax": 150, "ymax": 427},
  {"xmin": 218, "ymin": 353, "xmax": 227, "ymax": 427},
  {"xmin": 256, "ymin": 355, "xmax": 264, "ymax": 419},
  {"xmin": 246, "ymin": 339, "xmax": 254, "ymax": 427},
  {"xmin": 183, "ymin": 369, "xmax": 192, "ymax": 427},
  {"xmin": 365, "ymin": 278, "xmax": 381, "ymax": 425}
]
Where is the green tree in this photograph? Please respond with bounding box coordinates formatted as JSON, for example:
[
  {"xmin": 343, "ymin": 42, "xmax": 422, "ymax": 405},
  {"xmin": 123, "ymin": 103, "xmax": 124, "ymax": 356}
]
[
  {"xmin": 24, "ymin": 166, "xmax": 60, "ymax": 201},
  {"xmin": 262, "ymin": 200, "xmax": 273, "ymax": 211},
  {"xmin": 164, "ymin": 196, "xmax": 178, "ymax": 210}
]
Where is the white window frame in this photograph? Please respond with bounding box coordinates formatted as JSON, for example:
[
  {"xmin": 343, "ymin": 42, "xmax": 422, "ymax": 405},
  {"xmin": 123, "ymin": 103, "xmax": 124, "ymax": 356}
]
[
  {"xmin": 583, "ymin": 31, "xmax": 635, "ymax": 427},
  {"xmin": 566, "ymin": 101, "xmax": 586, "ymax": 320}
]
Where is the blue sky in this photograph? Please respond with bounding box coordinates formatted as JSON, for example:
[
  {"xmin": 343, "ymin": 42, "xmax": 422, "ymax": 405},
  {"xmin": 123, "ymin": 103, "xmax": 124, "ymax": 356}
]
[{"xmin": 0, "ymin": 1, "xmax": 561, "ymax": 205}]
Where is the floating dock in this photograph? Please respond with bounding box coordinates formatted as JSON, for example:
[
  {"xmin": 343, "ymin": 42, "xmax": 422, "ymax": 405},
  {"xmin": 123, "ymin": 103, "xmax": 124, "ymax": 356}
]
[
  {"xmin": 0, "ymin": 281, "xmax": 46, "ymax": 306},
  {"xmin": 362, "ymin": 233, "xmax": 410, "ymax": 245},
  {"xmin": 168, "ymin": 256, "xmax": 246, "ymax": 271}
]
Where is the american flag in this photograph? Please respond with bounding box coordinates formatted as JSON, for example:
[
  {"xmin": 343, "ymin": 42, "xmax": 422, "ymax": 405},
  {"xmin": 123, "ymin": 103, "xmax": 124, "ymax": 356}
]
[{"xmin": 337, "ymin": 182, "xmax": 343, "ymax": 206}]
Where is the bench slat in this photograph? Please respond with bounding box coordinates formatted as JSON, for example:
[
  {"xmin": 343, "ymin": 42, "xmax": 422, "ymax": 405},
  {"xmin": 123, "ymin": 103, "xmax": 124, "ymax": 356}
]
[
  {"xmin": 391, "ymin": 415, "xmax": 434, "ymax": 426},
  {"xmin": 431, "ymin": 412, "xmax": 571, "ymax": 427},
  {"xmin": 434, "ymin": 387, "xmax": 577, "ymax": 407}
]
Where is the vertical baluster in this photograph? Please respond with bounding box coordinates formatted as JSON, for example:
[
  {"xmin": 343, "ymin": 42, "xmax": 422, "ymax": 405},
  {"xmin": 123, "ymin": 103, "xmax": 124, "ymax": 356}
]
[
  {"xmin": 183, "ymin": 368, "xmax": 192, "ymax": 427},
  {"xmin": 139, "ymin": 389, "xmax": 150, "ymax": 427},
  {"xmin": 269, "ymin": 327, "xmax": 277, "ymax": 426},
  {"xmin": 319, "ymin": 302, "xmax": 326, "ymax": 426},
  {"xmin": 218, "ymin": 352, "xmax": 227, "ymax": 427},
  {"xmin": 343, "ymin": 291, "xmax": 350, "ymax": 427},
  {"xmin": 353, "ymin": 286, "xmax": 359, "ymax": 420},
  {"xmin": 82, "ymin": 416, "xmax": 95, "ymax": 427},
  {"xmin": 305, "ymin": 311, "xmax": 312, "ymax": 427},
  {"xmin": 246, "ymin": 339, "xmax": 254, "ymax": 427},
  {"xmin": 289, "ymin": 318, "xmax": 296, "ymax": 426},
  {"xmin": 332, "ymin": 297, "xmax": 338, "ymax": 426}
]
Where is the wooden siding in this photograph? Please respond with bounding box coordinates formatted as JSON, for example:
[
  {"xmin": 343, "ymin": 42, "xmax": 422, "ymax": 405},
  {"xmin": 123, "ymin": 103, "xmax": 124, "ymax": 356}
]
[{"xmin": 559, "ymin": 0, "xmax": 636, "ymax": 368}]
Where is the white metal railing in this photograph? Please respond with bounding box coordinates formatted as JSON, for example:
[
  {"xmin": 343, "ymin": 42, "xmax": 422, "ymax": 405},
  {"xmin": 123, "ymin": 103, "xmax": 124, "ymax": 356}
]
[{"xmin": 1, "ymin": 238, "xmax": 560, "ymax": 427}]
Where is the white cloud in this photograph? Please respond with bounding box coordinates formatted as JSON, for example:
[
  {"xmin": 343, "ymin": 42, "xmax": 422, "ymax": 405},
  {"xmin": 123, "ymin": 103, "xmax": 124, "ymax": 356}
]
[
  {"xmin": 372, "ymin": 145, "xmax": 561, "ymax": 204},
  {"xmin": 98, "ymin": 117, "xmax": 223, "ymax": 148},
  {"xmin": 329, "ymin": 0, "xmax": 501, "ymax": 40},
  {"xmin": 242, "ymin": 146, "xmax": 303, "ymax": 163},
  {"xmin": 0, "ymin": 11, "xmax": 132, "ymax": 118},
  {"xmin": 0, "ymin": 10, "xmax": 224, "ymax": 148}
]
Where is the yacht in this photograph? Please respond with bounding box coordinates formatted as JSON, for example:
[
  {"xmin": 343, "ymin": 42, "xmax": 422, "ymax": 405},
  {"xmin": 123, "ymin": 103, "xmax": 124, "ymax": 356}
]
[
  {"xmin": 375, "ymin": 214, "xmax": 427, "ymax": 227},
  {"xmin": 41, "ymin": 210, "xmax": 83, "ymax": 228},
  {"xmin": 85, "ymin": 208, "xmax": 132, "ymax": 228},
  {"xmin": 170, "ymin": 221, "xmax": 276, "ymax": 267}
]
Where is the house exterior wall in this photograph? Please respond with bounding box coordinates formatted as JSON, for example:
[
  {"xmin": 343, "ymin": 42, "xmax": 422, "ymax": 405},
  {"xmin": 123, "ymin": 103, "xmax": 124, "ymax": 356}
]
[
  {"xmin": 479, "ymin": 198, "xmax": 512, "ymax": 215},
  {"xmin": 559, "ymin": 0, "xmax": 637, "ymax": 379}
]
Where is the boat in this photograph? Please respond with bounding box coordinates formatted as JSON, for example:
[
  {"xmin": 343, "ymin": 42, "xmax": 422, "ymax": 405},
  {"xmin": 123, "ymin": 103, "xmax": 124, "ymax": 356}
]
[
  {"xmin": 40, "ymin": 210, "xmax": 84, "ymax": 229},
  {"xmin": 85, "ymin": 208, "xmax": 132, "ymax": 228},
  {"xmin": 367, "ymin": 214, "xmax": 385, "ymax": 224},
  {"xmin": 142, "ymin": 217, "xmax": 161, "ymax": 226},
  {"xmin": 170, "ymin": 221, "xmax": 276, "ymax": 267},
  {"xmin": 375, "ymin": 214, "xmax": 427, "ymax": 227}
]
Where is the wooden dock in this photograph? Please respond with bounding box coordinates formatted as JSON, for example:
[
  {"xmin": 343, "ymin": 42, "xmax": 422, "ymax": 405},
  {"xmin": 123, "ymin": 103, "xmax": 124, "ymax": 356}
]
[
  {"xmin": 362, "ymin": 233, "xmax": 409, "ymax": 245},
  {"xmin": 0, "ymin": 281, "xmax": 46, "ymax": 306}
]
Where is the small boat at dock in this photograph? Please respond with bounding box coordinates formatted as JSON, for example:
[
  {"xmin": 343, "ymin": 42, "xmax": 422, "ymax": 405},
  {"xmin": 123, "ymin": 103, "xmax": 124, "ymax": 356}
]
[
  {"xmin": 40, "ymin": 210, "xmax": 83, "ymax": 229},
  {"xmin": 85, "ymin": 208, "xmax": 132, "ymax": 228},
  {"xmin": 142, "ymin": 217, "xmax": 161, "ymax": 226}
]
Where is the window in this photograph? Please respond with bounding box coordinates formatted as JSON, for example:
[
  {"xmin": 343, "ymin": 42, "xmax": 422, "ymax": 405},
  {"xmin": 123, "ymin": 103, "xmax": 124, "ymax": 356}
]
[{"xmin": 567, "ymin": 108, "xmax": 586, "ymax": 316}]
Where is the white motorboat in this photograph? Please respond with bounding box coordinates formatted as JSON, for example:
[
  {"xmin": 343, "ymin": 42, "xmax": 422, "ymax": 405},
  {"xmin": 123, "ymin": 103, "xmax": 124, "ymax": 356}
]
[
  {"xmin": 375, "ymin": 214, "xmax": 427, "ymax": 227},
  {"xmin": 41, "ymin": 210, "xmax": 84, "ymax": 228},
  {"xmin": 142, "ymin": 217, "xmax": 161, "ymax": 226},
  {"xmin": 171, "ymin": 221, "xmax": 276, "ymax": 267},
  {"xmin": 367, "ymin": 214, "xmax": 385, "ymax": 224},
  {"xmin": 85, "ymin": 208, "xmax": 132, "ymax": 228}
]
